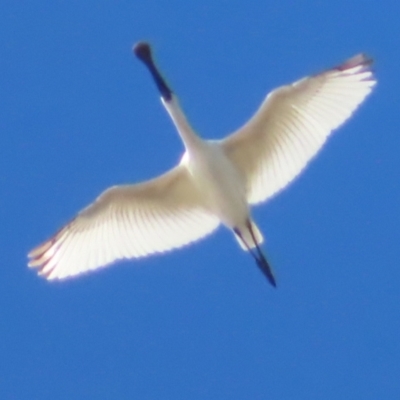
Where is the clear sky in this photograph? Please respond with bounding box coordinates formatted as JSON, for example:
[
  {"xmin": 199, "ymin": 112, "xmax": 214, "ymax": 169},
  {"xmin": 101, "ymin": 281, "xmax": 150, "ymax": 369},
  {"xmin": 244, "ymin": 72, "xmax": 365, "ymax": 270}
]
[{"xmin": 1, "ymin": 1, "xmax": 399, "ymax": 399}]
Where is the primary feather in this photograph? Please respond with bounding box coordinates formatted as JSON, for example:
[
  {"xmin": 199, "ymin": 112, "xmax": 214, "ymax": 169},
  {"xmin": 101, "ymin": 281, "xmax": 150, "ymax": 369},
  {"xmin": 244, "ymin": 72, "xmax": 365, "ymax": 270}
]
[
  {"xmin": 29, "ymin": 165, "xmax": 219, "ymax": 280},
  {"xmin": 223, "ymin": 54, "xmax": 375, "ymax": 204}
]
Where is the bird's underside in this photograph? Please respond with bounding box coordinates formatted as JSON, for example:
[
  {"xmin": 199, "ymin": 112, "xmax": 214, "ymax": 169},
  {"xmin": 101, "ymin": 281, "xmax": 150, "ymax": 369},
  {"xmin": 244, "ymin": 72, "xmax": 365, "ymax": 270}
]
[{"xmin": 28, "ymin": 44, "xmax": 376, "ymax": 285}]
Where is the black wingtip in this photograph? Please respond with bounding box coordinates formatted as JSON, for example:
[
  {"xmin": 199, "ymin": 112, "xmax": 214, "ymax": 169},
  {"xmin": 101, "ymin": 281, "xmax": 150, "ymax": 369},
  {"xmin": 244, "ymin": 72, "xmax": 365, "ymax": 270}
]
[{"xmin": 335, "ymin": 53, "xmax": 374, "ymax": 72}]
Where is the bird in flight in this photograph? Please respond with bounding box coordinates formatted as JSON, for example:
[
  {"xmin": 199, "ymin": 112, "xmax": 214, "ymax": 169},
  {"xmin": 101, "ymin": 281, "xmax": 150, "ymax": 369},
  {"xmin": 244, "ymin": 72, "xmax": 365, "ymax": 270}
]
[{"xmin": 28, "ymin": 42, "xmax": 376, "ymax": 286}]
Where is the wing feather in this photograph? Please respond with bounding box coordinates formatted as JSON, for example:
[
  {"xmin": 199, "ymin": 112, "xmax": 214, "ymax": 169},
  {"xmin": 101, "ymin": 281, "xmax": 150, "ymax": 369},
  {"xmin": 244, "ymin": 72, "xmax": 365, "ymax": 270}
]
[
  {"xmin": 28, "ymin": 164, "xmax": 219, "ymax": 280},
  {"xmin": 223, "ymin": 54, "xmax": 376, "ymax": 204}
]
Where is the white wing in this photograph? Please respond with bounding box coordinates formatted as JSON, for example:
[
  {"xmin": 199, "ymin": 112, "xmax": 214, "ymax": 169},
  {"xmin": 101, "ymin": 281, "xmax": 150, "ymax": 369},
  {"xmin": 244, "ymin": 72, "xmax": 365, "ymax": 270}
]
[
  {"xmin": 222, "ymin": 54, "xmax": 376, "ymax": 204},
  {"xmin": 28, "ymin": 164, "xmax": 219, "ymax": 280}
]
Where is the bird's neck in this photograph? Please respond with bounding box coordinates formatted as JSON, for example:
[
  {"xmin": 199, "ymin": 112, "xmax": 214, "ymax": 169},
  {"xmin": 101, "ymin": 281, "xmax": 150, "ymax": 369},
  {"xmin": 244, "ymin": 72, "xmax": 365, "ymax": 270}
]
[{"xmin": 162, "ymin": 96, "xmax": 201, "ymax": 151}]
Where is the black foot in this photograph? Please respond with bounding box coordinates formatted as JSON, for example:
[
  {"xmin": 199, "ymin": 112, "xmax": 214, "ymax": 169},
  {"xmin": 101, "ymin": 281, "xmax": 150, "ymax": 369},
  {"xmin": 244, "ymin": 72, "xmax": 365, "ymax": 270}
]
[
  {"xmin": 234, "ymin": 226, "xmax": 277, "ymax": 288},
  {"xmin": 256, "ymin": 255, "xmax": 277, "ymax": 288}
]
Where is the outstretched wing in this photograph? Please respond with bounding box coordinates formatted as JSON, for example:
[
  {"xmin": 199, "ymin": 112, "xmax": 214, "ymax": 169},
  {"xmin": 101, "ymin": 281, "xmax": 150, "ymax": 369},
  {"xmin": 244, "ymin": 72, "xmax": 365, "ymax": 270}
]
[
  {"xmin": 222, "ymin": 54, "xmax": 376, "ymax": 204},
  {"xmin": 28, "ymin": 164, "xmax": 219, "ymax": 280}
]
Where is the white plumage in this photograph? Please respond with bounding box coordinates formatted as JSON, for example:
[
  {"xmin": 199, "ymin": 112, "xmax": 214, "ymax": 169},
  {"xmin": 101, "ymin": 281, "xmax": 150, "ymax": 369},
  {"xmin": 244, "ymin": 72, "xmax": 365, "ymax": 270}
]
[
  {"xmin": 223, "ymin": 54, "xmax": 375, "ymax": 204},
  {"xmin": 28, "ymin": 45, "xmax": 376, "ymax": 285}
]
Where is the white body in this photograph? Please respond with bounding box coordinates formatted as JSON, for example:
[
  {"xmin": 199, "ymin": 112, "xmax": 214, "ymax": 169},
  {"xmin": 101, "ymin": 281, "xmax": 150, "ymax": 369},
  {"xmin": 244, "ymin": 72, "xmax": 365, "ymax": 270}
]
[
  {"xmin": 183, "ymin": 142, "xmax": 248, "ymax": 227},
  {"xmin": 28, "ymin": 53, "xmax": 376, "ymax": 280},
  {"xmin": 170, "ymin": 99, "xmax": 248, "ymax": 227}
]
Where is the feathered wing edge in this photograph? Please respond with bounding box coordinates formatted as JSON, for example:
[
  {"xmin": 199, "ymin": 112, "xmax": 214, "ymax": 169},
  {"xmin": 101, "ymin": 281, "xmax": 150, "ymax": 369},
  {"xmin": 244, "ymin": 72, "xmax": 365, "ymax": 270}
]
[
  {"xmin": 223, "ymin": 54, "xmax": 376, "ymax": 204},
  {"xmin": 28, "ymin": 165, "xmax": 219, "ymax": 280}
]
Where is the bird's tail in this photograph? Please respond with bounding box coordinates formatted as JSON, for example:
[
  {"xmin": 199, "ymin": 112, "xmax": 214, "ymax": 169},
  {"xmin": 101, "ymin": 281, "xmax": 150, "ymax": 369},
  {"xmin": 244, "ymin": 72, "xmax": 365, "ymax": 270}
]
[
  {"xmin": 234, "ymin": 221, "xmax": 263, "ymax": 250},
  {"xmin": 233, "ymin": 221, "xmax": 276, "ymax": 287}
]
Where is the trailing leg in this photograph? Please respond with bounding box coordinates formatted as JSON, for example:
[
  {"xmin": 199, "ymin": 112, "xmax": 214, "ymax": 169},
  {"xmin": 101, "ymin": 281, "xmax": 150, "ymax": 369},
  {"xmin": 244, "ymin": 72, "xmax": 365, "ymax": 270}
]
[{"xmin": 234, "ymin": 222, "xmax": 276, "ymax": 288}]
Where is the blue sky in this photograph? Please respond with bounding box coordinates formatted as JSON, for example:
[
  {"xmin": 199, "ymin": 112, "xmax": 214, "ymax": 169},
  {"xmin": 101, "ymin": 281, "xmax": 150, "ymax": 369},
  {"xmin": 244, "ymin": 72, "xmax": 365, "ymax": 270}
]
[{"xmin": 1, "ymin": 1, "xmax": 399, "ymax": 399}]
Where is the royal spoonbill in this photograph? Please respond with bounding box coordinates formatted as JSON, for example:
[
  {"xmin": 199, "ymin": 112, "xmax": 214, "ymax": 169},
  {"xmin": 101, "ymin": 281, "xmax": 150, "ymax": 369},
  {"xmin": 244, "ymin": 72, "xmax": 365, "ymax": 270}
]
[{"xmin": 28, "ymin": 42, "xmax": 376, "ymax": 286}]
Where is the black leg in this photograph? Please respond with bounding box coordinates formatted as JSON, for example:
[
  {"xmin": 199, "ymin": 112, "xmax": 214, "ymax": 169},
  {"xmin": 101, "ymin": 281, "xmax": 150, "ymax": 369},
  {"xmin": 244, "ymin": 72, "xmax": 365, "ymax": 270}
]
[
  {"xmin": 234, "ymin": 225, "xmax": 277, "ymax": 288},
  {"xmin": 246, "ymin": 221, "xmax": 277, "ymax": 288}
]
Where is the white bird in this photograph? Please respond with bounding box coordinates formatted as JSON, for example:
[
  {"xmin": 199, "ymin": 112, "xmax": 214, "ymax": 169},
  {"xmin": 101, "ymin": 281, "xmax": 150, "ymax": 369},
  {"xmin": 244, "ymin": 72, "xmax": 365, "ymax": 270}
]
[{"xmin": 28, "ymin": 43, "xmax": 376, "ymax": 286}]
